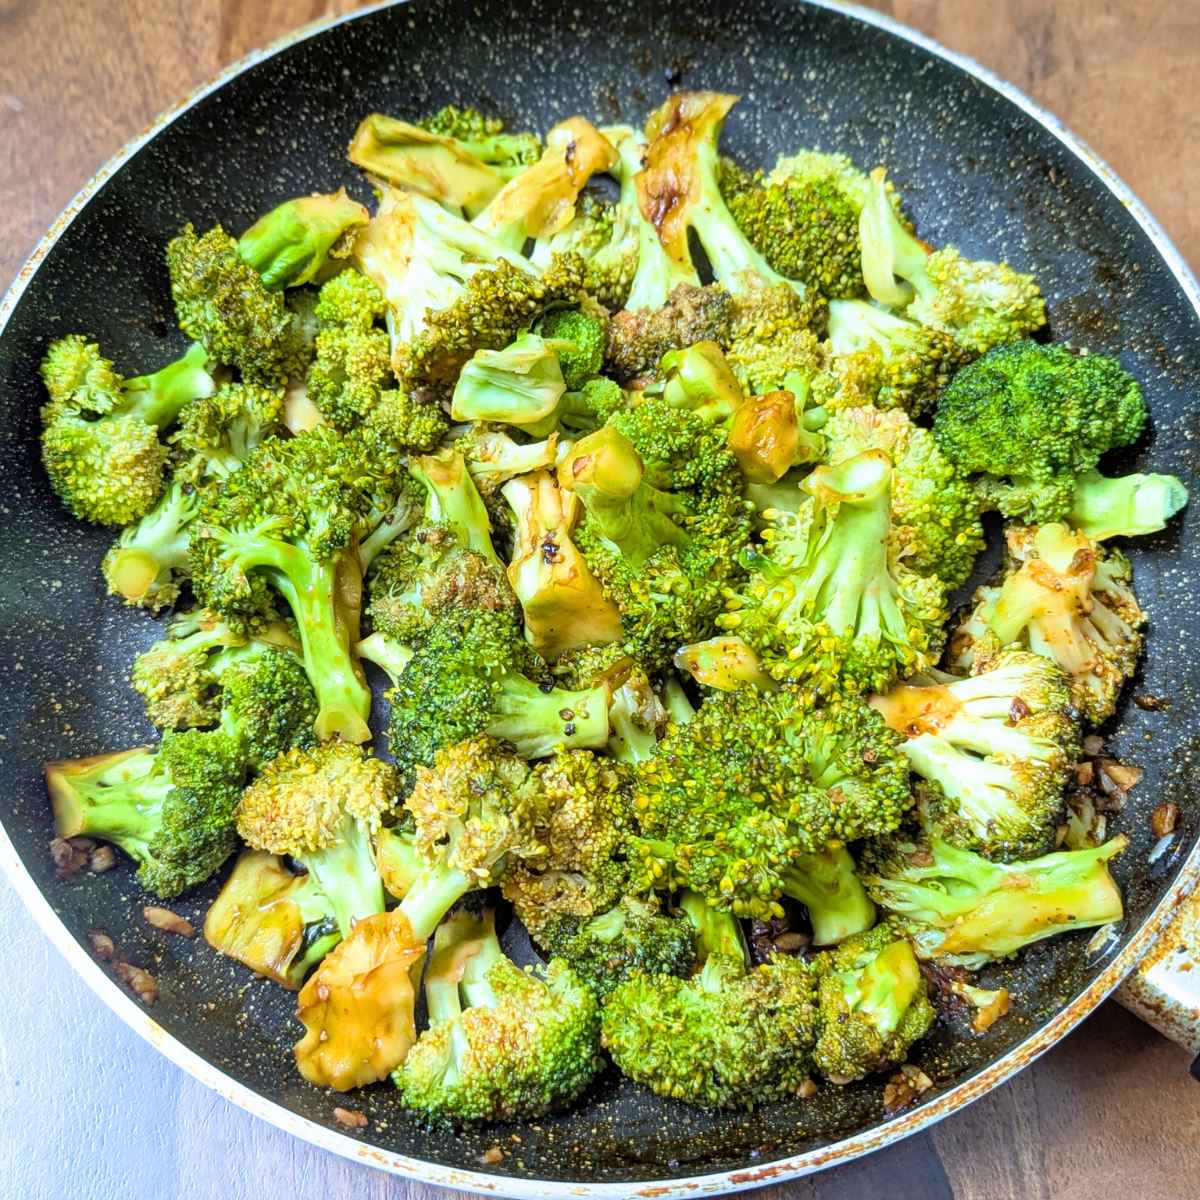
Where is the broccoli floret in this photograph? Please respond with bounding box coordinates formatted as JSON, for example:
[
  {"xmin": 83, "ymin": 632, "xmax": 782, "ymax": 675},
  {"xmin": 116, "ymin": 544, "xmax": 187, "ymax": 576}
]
[
  {"xmin": 203, "ymin": 849, "xmax": 340, "ymax": 989},
  {"xmin": 860, "ymin": 170, "xmax": 1045, "ymax": 352},
  {"xmin": 472, "ymin": 118, "xmax": 618, "ymax": 251},
  {"xmin": 502, "ymin": 470, "xmax": 624, "ymax": 659},
  {"xmin": 823, "ymin": 406, "xmax": 985, "ymax": 590},
  {"xmin": 417, "ymin": 105, "xmax": 541, "ymax": 171},
  {"xmin": 637, "ymin": 93, "xmax": 823, "ymax": 325},
  {"xmin": 367, "ymin": 524, "xmax": 514, "ymax": 651},
  {"xmin": 719, "ymin": 451, "xmax": 947, "ymax": 696},
  {"xmin": 871, "ymin": 651, "xmax": 1079, "ymax": 860},
  {"xmin": 306, "ymin": 321, "xmax": 392, "ymax": 429},
  {"xmin": 395, "ymin": 906, "xmax": 602, "ymax": 1123},
  {"xmin": 601, "ymin": 891, "xmax": 820, "ymax": 1110},
  {"xmin": 215, "ymin": 648, "xmax": 318, "ymax": 768},
  {"xmin": 560, "ymin": 402, "xmax": 753, "ymax": 668},
  {"xmin": 355, "ymin": 187, "xmax": 588, "ymax": 395},
  {"xmin": 312, "ymin": 268, "xmax": 388, "ymax": 328},
  {"xmin": 537, "ymin": 894, "xmax": 697, "ymax": 1000},
  {"xmin": 348, "ymin": 113, "xmax": 513, "ymax": 218},
  {"xmin": 1067, "ymin": 468, "xmax": 1189, "ymax": 541},
  {"xmin": 39, "ymin": 337, "xmax": 216, "ymax": 526},
  {"xmin": 45, "ymin": 732, "xmax": 244, "ymax": 898},
  {"xmin": 189, "ymin": 426, "xmax": 401, "ymax": 743},
  {"xmin": 532, "ymin": 191, "xmax": 639, "ymax": 311},
  {"xmin": 387, "ymin": 607, "xmax": 612, "ymax": 780},
  {"xmin": 536, "ymin": 307, "xmax": 607, "ymax": 391},
  {"xmin": 863, "ymin": 833, "xmax": 1127, "ymax": 968},
  {"xmin": 814, "ymin": 299, "xmax": 970, "ymax": 417},
  {"xmin": 723, "ymin": 278, "xmax": 827, "ymax": 398},
  {"xmin": 102, "ymin": 381, "xmax": 286, "ymax": 609},
  {"xmin": 933, "ymin": 341, "xmax": 1147, "ymax": 524},
  {"xmin": 130, "ymin": 605, "xmax": 296, "ymax": 729},
  {"xmin": 812, "ymin": 925, "xmax": 935, "ymax": 1083},
  {"xmin": 719, "ymin": 151, "xmax": 870, "ymax": 300},
  {"xmin": 368, "ymin": 388, "xmax": 451, "ymax": 453},
  {"xmin": 293, "ymin": 736, "xmax": 555, "ymax": 1090},
  {"xmin": 237, "ymin": 742, "xmax": 396, "ymax": 937},
  {"xmin": 606, "ymin": 284, "xmax": 733, "ymax": 383},
  {"xmin": 632, "ymin": 687, "xmax": 911, "ymax": 918},
  {"xmin": 236, "ymin": 190, "xmax": 369, "ymax": 290},
  {"xmin": 166, "ymin": 225, "xmax": 307, "ymax": 383},
  {"xmin": 950, "ymin": 523, "xmax": 1145, "ymax": 724}
]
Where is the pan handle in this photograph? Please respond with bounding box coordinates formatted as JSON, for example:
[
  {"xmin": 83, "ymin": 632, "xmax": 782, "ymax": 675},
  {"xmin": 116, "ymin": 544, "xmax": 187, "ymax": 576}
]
[{"xmin": 1116, "ymin": 880, "xmax": 1200, "ymax": 1077}]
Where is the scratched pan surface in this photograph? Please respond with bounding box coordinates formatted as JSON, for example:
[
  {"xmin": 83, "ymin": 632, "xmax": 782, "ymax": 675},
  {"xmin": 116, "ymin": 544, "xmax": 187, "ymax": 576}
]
[{"xmin": 1, "ymin": 0, "xmax": 1199, "ymax": 1194}]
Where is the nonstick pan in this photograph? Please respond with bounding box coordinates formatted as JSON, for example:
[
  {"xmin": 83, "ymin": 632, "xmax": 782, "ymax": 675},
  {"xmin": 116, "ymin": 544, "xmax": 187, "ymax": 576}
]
[{"xmin": 2, "ymin": 1, "xmax": 1198, "ymax": 1195}]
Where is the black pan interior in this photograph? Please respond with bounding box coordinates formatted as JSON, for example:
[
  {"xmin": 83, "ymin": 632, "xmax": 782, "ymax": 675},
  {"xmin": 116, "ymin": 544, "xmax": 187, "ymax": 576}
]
[{"xmin": 1, "ymin": 0, "xmax": 1198, "ymax": 1185}]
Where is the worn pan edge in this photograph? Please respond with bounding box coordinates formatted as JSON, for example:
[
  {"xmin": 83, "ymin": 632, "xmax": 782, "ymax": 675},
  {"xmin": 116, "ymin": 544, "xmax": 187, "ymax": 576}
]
[{"xmin": 1, "ymin": 1, "xmax": 1198, "ymax": 1195}]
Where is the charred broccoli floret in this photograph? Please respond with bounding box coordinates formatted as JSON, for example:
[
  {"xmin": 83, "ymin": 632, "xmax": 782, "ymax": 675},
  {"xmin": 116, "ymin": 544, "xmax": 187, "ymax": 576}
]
[
  {"xmin": 933, "ymin": 341, "xmax": 1147, "ymax": 524},
  {"xmin": 863, "ymin": 833, "xmax": 1127, "ymax": 968},
  {"xmin": 719, "ymin": 451, "xmax": 947, "ymax": 696},
  {"xmin": 39, "ymin": 337, "xmax": 216, "ymax": 526},
  {"xmin": 871, "ymin": 651, "xmax": 1079, "ymax": 860},
  {"xmin": 601, "ymin": 892, "xmax": 820, "ymax": 1110},
  {"xmin": 812, "ymin": 925, "xmax": 934, "ymax": 1082},
  {"xmin": 950, "ymin": 523, "xmax": 1145, "ymax": 724},
  {"xmin": 395, "ymin": 906, "xmax": 602, "ymax": 1123},
  {"xmin": 45, "ymin": 732, "xmax": 244, "ymax": 898}
]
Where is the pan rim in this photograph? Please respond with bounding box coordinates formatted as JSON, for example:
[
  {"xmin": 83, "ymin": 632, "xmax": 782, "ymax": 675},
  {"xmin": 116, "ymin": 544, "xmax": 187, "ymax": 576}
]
[{"xmin": 2, "ymin": 1, "xmax": 1198, "ymax": 1195}]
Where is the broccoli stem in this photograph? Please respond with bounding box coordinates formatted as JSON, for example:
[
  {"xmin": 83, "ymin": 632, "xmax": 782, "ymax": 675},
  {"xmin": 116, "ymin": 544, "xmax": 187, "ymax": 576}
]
[
  {"xmin": 303, "ymin": 821, "xmax": 386, "ymax": 939},
  {"xmin": 662, "ymin": 679, "xmax": 697, "ymax": 725},
  {"xmin": 398, "ymin": 865, "xmax": 476, "ymax": 944},
  {"xmin": 851, "ymin": 940, "xmax": 924, "ymax": 1035},
  {"xmin": 104, "ymin": 480, "xmax": 197, "ymax": 603},
  {"xmin": 486, "ymin": 676, "xmax": 610, "ymax": 757},
  {"xmin": 123, "ymin": 343, "xmax": 216, "ymax": 429},
  {"xmin": 411, "ymin": 453, "xmax": 501, "ymax": 568},
  {"xmin": 780, "ymin": 847, "xmax": 876, "ymax": 946},
  {"xmin": 45, "ymin": 748, "xmax": 166, "ymax": 860},
  {"xmin": 356, "ymin": 632, "xmax": 414, "ymax": 688},
  {"xmin": 679, "ymin": 889, "xmax": 746, "ymax": 964},
  {"xmin": 1068, "ymin": 468, "xmax": 1189, "ymax": 541},
  {"xmin": 609, "ymin": 685, "xmax": 660, "ymax": 764},
  {"xmin": 219, "ymin": 533, "xmax": 370, "ymax": 742}
]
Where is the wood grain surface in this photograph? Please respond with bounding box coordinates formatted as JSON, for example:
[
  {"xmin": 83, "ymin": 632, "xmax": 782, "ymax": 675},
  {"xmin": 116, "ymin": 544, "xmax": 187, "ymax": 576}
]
[{"xmin": 2, "ymin": 2, "xmax": 1199, "ymax": 1198}]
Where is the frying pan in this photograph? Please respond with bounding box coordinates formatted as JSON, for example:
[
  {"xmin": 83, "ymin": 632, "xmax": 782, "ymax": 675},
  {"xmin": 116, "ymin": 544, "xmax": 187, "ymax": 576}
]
[{"xmin": 1, "ymin": 1, "xmax": 1198, "ymax": 1194}]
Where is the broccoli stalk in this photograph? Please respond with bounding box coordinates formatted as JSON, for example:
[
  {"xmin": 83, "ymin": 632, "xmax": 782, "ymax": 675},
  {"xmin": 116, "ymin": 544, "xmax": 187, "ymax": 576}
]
[
  {"xmin": 45, "ymin": 733, "xmax": 244, "ymax": 898},
  {"xmin": 864, "ymin": 834, "xmax": 1128, "ymax": 967},
  {"xmin": 674, "ymin": 634, "xmax": 779, "ymax": 692},
  {"xmin": 779, "ymin": 847, "xmax": 876, "ymax": 946},
  {"xmin": 236, "ymin": 190, "xmax": 369, "ymax": 290},
  {"xmin": 1067, "ymin": 468, "xmax": 1189, "ymax": 541},
  {"xmin": 450, "ymin": 332, "xmax": 577, "ymax": 436},
  {"xmin": 394, "ymin": 906, "xmax": 603, "ymax": 1122}
]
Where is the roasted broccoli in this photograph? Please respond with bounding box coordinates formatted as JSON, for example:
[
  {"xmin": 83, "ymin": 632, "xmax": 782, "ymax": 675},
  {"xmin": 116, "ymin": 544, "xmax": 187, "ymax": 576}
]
[
  {"xmin": 1066, "ymin": 468, "xmax": 1189, "ymax": 541},
  {"xmin": 933, "ymin": 341, "xmax": 1147, "ymax": 524},
  {"xmin": 395, "ymin": 906, "xmax": 603, "ymax": 1123},
  {"xmin": 45, "ymin": 732, "xmax": 244, "ymax": 898},
  {"xmin": 950, "ymin": 523, "xmax": 1145, "ymax": 724},
  {"xmin": 601, "ymin": 891, "xmax": 821, "ymax": 1110},
  {"xmin": 39, "ymin": 337, "xmax": 216, "ymax": 526},
  {"xmin": 871, "ymin": 651, "xmax": 1079, "ymax": 860},
  {"xmin": 863, "ymin": 833, "xmax": 1127, "ymax": 968}
]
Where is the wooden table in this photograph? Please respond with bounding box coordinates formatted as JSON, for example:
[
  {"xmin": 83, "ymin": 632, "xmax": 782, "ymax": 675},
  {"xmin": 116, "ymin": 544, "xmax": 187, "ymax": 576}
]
[{"xmin": 2, "ymin": 2, "xmax": 1198, "ymax": 1198}]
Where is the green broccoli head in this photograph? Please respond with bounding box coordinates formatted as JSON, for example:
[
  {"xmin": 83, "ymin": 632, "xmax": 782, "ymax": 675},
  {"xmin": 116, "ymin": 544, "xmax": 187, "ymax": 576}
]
[
  {"xmin": 872, "ymin": 650, "xmax": 1079, "ymax": 861},
  {"xmin": 39, "ymin": 337, "xmax": 216, "ymax": 526},
  {"xmin": 531, "ymin": 192, "xmax": 639, "ymax": 311},
  {"xmin": 45, "ymin": 731, "xmax": 244, "ymax": 898},
  {"xmin": 307, "ymin": 322, "xmax": 393, "ymax": 430},
  {"xmin": 632, "ymin": 687, "xmax": 912, "ymax": 918},
  {"xmin": 720, "ymin": 450, "xmax": 947, "ymax": 696},
  {"xmin": 216, "ymin": 648, "xmax": 318, "ymax": 768},
  {"xmin": 395, "ymin": 907, "xmax": 602, "ymax": 1123},
  {"xmin": 312, "ymin": 269, "xmax": 388, "ymax": 328},
  {"xmin": 812, "ymin": 925, "xmax": 935, "ymax": 1083},
  {"xmin": 864, "ymin": 832, "xmax": 1128, "ymax": 968},
  {"xmin": 236, "ymin": 741, "xmax": 397, "ymax": 937},
  {"xmin": 387, "ymin": 607, "xmax": 612, "ymax": 783},
  {"xmin": 601, "ymin": 895, "xmax": 820, "ymax": 1110},
  {"xmin": 933, "ymin": 341, "xmax": 1146, "ymax": 523},
  {"xmin": 536, "ymin": 307, "xmax": 608, "ymax": 391}
]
